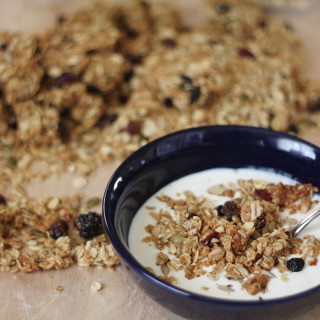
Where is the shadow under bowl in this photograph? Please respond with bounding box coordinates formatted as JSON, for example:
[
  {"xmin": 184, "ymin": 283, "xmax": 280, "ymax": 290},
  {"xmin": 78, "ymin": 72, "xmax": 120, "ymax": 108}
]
[{"xmin": 102, "ymin": 125, "xmax": 320, "ymax": 320}]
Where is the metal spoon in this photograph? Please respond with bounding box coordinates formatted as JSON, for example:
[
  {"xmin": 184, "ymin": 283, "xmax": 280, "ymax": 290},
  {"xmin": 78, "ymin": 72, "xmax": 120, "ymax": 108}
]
[{"xmin": 289, "ymin": 206, "xmax": 320, "ymax": 238}]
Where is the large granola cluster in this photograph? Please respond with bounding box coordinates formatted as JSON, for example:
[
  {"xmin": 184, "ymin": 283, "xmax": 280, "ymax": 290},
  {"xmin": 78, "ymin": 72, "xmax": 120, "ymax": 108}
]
[
  {"xmin": 1, "ymin": 0, "xmax": 320, "ymax": 185},
  {"xmin": 143, "ymin": 180, "xmax": 320, "ymax": 295}
]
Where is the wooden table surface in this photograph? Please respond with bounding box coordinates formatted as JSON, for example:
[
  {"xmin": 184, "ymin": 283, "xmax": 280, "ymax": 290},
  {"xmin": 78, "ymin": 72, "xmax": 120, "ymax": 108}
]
[{"xmin": 0, "ymin": 1, "xmax": 319, "ymax": 319}]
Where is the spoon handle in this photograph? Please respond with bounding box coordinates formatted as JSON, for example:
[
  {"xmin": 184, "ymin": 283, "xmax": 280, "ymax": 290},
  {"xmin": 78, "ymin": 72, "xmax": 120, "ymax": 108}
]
[{"xmin": 290, "ymin": 206, "xmax": 320, "ymax": 238}]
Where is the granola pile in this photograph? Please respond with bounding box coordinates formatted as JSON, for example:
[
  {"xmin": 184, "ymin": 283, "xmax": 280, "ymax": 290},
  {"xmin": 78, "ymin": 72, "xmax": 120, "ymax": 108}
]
[
  {"xmin": 143, "ymin": 179, "xmax": 320, "ymax": 295},
  {"xmin": 0, "ymin": 188, "xmax": 119, "ymax": 272},
  {"xmin": 1, "ymin": 0, "xmax": 320, "ymax": 186},
  {"xmin": 0, "ymin": 0, "xmax": 320, "ymax": 274}
]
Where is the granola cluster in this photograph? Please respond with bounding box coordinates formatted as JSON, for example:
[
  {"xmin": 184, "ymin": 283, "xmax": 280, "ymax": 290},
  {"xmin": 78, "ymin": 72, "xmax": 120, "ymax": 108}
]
[{"xmin": 143, "ymin": 179, "xmax": 320, "ymax": 295}]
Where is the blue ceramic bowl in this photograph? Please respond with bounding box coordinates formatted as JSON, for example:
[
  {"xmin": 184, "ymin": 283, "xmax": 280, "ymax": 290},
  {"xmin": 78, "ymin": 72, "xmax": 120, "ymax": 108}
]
[{"xmin": 102, "ymin": 125, "xmax": 320, "ymax": 320}]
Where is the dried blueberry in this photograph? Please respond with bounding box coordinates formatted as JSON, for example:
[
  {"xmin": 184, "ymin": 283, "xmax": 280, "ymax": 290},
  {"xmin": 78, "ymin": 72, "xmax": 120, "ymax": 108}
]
[
  {"xmin": 216, "ymin": 205, "xmax": 224, "ymax": 216},
  {"xmin": 222, "ymin": 201, "xmax": 238, "ymax": 221},
  {"xmin": 118, "ymin": 94, "xmax": 129, "ymax": 105},
  {"xmin": 258, "ymin": 20, "xmax": 267, "ymax": 28},
  {"xmin": 126, "ymin": 28, "xmax": 139, "ymax": 38},
  {"xmin": 123, "ymin": 70, "xmax": 134, "ymax": 82},
  {"xmin": 57, "ymin": 15, "xmax": 66, "ymax": 23},
  {"xmin": 0, "ymin": 194, "xmax": 6, "ymax": 205},
  {"xmin": 288, "ymin": 123, "xmax": 299, "ymax": 134},
  {"xmin": 58, "ymin": 121, "xmax": 70, "ymax": 143},
  {"xmin": 189, "ymin": 86, "xmax": 201, "ymax": 104},
  {"xmin": 216, "ymin": 3, "xmax": 230, "ymax": 14},
  {"xmin": 74, "ymin": 212, "xmax": 103, "ymax": 239},
  {"xmin": 161, "ymin": 38, "xmax": 177, "ymax": 48},
  {"xmin": 57, "ymin": 73, "xmax": 76, "ymax": 85},
  {"xmin": 163, "ymin": 97, "xmax": 174, "ymax": 108},
  {"xmin": 286, "ymin": 258, "xmax": 305, "ymax": 272},
  {"xmin": 1, "ymin": 42, "xmax": 8, "ymax": 51},
  {"xmin": 129, "ymin": 55, "xmax": 144, "ymax": 65},
  {"xmin": 255, "ymin": 215, "xmax": 266, "ymax": 230},
  {"xmin": 86, "ymin": 85, "xmax": 101, "ymax": 95},
  {"xmin": 187, "ymin": 213, "xmax": 198, "ymax": 220},
  {"xmin": 51, "ymin": 219, "xmax": 69, "ymax": 239},
  {"xmin": 180, "ymin": 74, "xmax": 192, "ymax": 85},
  {"xmin": 6, "ymin": 106, "xmax": 18, "ymax": 130}
]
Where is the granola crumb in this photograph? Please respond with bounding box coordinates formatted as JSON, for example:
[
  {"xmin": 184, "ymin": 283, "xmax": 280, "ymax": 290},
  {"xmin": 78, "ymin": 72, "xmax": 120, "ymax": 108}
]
[
  {"xmin": 281, "ymin": 273, "xmax": 289, "ymax": 282},
  {"xmin": 91, "ymin": 281, "xmax": 103, "ymax": 292},
  {"xmin": 55, "ymin": 285, "xmax": 64, "ymax": 293}
]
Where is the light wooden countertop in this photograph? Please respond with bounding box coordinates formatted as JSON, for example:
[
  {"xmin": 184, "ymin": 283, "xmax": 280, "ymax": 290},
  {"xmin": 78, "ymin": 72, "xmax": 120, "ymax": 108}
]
[{"xmin": 0, "ymin": 1, "xmax": 319, "ymax": 319}]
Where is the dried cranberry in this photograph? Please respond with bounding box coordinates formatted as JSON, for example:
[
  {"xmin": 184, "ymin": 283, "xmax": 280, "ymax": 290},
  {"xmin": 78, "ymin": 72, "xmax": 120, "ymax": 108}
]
[
  {"xmin": 308, "ymin": 98, "xmax": 320, "ymax": 113},
  {"xmin": 163, "ymin": 97, "xmax": 174, "ymax": 108},
  {"xmin": 286, "ymin": 257, "xmax": 304, "ymax": 272},
  {"xmin": 58, "ymin": 121, "xmax": 70, "ymax": 143},
  {"xmin": 255, "ymin": 189, "xmax": 271, "ymax": 202},
  {"xmin": 238, "ymin": 48, "xmax": 255, "ymax": 59},
  {"xmin": 0, "ymin": 194, "xmax": 6, "ymax": 205},
  {"xmin": 222, "ymin": 201, "xmax": 238, "ymax": 221},
  {"xmin": 96, "ymin": 113, "xmax": 118, "ymax": 129},
  {"xmin": 161, "ymin": 38, "xmax": 177, "ymax": 48},
  {"xmin": 74, "ymin": 212, "xmax": 103, "ymax": 239},
  {"xmin": 201, "ymin": 231, "xmax": 219, "ymax": 247},
  {"xmin": 216, "ymin": 3, "xmax": 230, "ymax": 13},
  {"xmin": 255, "ymin": 215, "xmax": 266, "ymax": 230},
  {"xmin": 57, "ymin": 73, "xmax": 76, "ymax": 85},
  {"xmin": 51, "ymin": 219, "xmax": 69, "ymax": 239},
  {"xmin": 189, "ymin": 86, "xmax": 201, "ymax": 104},
  {"xmin": 127, "ymin": 120, "xmax": 141, "ymax": 135}
]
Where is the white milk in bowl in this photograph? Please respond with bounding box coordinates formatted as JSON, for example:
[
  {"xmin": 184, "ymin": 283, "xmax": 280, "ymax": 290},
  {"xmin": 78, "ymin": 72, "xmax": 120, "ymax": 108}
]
[{"xmin": 129, "ymin": 168, "xmax": 320, "ymax": 301}]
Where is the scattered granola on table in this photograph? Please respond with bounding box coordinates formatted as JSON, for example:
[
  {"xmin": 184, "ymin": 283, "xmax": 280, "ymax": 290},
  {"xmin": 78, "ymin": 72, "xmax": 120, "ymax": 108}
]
[
  {"xmin": 0, "ymin": 0, "xmax": 320, "ymax": 275},
  {"xmin": 0, "ymin": 186, "xmax": 119, "ymax": 272},
  {"xmin": 142, "ymin": 179, "xmax": 320, "ymax": 295}
]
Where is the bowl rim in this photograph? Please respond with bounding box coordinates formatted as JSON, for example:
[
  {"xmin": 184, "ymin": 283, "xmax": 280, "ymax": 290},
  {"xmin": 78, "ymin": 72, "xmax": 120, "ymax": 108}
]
[{"xmin": 102, "ymin": 125, "xmax": 320, "ymax": 306}]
